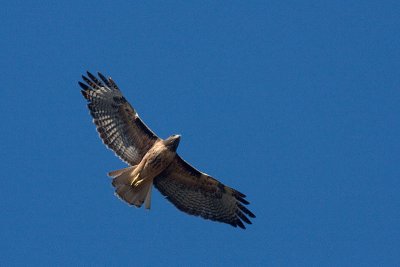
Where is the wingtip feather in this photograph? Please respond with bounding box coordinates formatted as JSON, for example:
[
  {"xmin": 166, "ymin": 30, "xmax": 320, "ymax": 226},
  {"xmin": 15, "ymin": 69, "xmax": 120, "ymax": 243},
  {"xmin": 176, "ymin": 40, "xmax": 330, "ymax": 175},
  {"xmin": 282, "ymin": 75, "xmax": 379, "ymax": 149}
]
[
  {"xmin": 80, "ymin": 90, "xmax": 88, "ymax": 99},
  {"xmin": 236, "ymin": 220, "xmax": 246, "ymax": 229},
  {"xmin": 98, "ymin": 72, "xmax": 110, "ymax": 86},
  {"xmin": 236, "ymin": 195, "xmax": 250, "ymax": 205},
  {"xmin": 237, "ymin": 211, "xmax": 252, "ymax": 224},
  {"xmin": 238, "ymin": 203, "xmax": 256, "ymax": 218},
  {"xmin": 87, "ymin": 71, "xmax": 104, "ymax": 87},
  {"xmin": 78, "ymin": 81, "xmax": 89, "ymax": 90}
]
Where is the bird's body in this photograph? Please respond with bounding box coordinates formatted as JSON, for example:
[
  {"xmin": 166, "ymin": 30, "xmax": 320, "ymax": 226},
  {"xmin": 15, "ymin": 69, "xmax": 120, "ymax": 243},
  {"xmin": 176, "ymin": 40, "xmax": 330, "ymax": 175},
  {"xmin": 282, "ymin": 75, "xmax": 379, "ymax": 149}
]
[
  {"xmin": 109, "ymin": 136, "xmax": 180, "ymax": 209},
  {"xmin": 79, "ymin": 72, "xmax": 255, "ymax": 229}
]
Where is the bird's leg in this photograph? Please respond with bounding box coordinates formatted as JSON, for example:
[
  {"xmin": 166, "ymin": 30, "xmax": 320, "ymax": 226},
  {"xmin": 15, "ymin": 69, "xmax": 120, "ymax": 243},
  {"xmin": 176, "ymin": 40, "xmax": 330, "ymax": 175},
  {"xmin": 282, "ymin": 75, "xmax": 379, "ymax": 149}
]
[
  {"xmin": 131, "ymin": 172, "xmax": 139, "ymax": 185},
  {"xmin": 131, "ymin": 172, "xmax": 144, "ymax": 187}
]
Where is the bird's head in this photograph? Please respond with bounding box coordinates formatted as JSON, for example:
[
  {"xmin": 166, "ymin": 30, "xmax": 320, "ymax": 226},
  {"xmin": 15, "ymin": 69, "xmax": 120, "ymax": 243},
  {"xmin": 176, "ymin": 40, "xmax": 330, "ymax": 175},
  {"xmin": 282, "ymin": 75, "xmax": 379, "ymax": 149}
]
[{"xmin": 164, "ymin": 134, "xmax": 181, "ymax": 152}]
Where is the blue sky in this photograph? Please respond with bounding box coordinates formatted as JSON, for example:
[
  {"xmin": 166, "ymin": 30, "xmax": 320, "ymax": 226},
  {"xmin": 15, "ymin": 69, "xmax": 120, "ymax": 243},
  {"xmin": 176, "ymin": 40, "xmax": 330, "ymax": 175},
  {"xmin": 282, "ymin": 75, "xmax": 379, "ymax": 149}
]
[{"xmin": 1, "ymin": 1, "xmax": 399, "ymax": 265}]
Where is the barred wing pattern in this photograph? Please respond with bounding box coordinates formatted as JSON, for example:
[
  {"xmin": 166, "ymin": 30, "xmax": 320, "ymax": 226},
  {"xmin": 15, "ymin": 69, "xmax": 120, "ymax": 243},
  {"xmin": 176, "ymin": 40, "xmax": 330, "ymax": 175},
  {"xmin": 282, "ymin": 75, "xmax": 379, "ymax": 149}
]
[
  {"xmin": 79, "ymin": 72, "xmax": 159, "ymax": 165},
  {"xmin": 154, "ymin": 156, "xmax": 255, "ymax": 229}
]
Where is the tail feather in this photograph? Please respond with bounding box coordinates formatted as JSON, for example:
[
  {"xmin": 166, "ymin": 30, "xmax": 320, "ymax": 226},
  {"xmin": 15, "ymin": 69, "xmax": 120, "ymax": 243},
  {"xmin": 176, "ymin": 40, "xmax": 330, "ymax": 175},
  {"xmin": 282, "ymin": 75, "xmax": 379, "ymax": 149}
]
[
  {"xmin": 115, "ymin": 185, "xmax": 136, "ymax": 204},
  {"xmin": 115, "ymin": 185, "xmax": 130, "ymax": 199},
  {"xmin": 110, "ymin": 166, "xmax": 136, "ymax": 187},
  {"xmin": 108, "ymin": 165, "xmax": 136, "ymax": 178},
  {"xmin": 144, "ymin": 185, "xmax": 152, "ymax": 209},
  {"xmin": 110, "ymin": 166, "xmax": 153, "ymax": 209}
]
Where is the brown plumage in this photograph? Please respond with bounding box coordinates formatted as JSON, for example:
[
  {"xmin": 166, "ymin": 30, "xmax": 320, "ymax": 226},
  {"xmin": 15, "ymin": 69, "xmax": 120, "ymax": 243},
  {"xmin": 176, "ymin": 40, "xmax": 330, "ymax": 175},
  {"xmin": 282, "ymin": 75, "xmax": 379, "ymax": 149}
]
[{"xmin": 79, "ymin": 72, "xmax": 255, "ymax": 229}]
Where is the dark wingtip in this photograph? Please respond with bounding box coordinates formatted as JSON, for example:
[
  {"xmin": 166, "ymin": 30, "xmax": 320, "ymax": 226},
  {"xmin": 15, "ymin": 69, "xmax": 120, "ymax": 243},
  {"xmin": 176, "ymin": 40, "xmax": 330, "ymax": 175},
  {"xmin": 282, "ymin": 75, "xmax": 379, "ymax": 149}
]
[
  {"xmin": 82, "ymin": 75, "xmax": 89, "ymax": 83},
  {"xmin": 98, "ymin": 72, "xmax": 112, "ymax": 87},
  {"xmin": 234, "ymin": 190, "xmax": 246, "ymax": 198},
  {"xmin": 86, "ymin": 71, "xmax": 104, "ymax": 87},
  {"xmin": 245, "ymin": 210, "xmax": 256, "ymax": 219},
  {"xmin": 80, "ymin": 90, "xmax": 88, "ymax": 99},
  {"xmin": 78, "ymin": 81, "xmax": 89, "ymax": 90},
  {"xmin": 108, "ymin": 77, "xmax": 119, "ymax": 90},
  {"xmin": 236, "ymin": 195, "xmax": 250, "ymax": 205},
  {"xmin": 97, "ymin": 72, "xmax": 106, "ymax": 79},
  {"xmin": 237, "ymin": 211, "xmax": 252, "ymax": 225},
  {"xmin": 87, "ymin": 71, "xmax": 95, "ymax": 80},
  {"xmin": 85, "ymin": 70, "xmax": 95, "ymax": 78},
  {"xmin": 236, "ymin": 220, "xmax": 246, "ymax": 229},
  {"xmin": 238, "ymin": 203, "xmax": 256, "ymax": 218}
]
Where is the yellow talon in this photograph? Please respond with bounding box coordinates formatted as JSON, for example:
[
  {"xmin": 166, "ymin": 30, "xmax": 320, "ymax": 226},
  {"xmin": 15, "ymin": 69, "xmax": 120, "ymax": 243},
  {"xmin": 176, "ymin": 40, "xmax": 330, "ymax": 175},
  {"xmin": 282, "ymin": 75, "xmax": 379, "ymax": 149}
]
[{"xmin": 130, "ymin": 173, "xmax": 141, "ymax": 186}]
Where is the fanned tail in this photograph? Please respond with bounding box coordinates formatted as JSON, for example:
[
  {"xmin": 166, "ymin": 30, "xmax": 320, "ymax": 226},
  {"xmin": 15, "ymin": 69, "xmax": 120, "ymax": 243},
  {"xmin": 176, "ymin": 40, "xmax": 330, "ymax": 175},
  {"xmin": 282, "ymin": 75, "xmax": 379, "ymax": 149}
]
[
  {"xmin": 108, "ymin": 165, "xmax": 136, "ymax": 178},
  {"xmin": 108, "ymin": 166, "xmax": 153, "ymax": 209}
]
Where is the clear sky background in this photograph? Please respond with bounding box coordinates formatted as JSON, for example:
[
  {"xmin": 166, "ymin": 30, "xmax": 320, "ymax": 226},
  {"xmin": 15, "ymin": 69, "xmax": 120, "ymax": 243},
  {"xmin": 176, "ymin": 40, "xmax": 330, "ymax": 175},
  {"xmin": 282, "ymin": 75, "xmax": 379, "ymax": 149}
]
[{"xmin": 1, "ymin": 1, "xmax": 399, "ymax": 266}]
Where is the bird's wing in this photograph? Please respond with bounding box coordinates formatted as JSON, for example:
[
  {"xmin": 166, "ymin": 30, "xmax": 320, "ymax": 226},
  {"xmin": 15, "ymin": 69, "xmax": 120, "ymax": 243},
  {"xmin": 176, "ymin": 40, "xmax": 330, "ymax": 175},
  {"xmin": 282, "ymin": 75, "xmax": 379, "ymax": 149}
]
[
  {"xmin": 154, "ymin": 155, "xmax": 255, "ymax": 229},
  {"xmin": 79, "ymin": 72, "xmax": 159, "ymax": 165}
]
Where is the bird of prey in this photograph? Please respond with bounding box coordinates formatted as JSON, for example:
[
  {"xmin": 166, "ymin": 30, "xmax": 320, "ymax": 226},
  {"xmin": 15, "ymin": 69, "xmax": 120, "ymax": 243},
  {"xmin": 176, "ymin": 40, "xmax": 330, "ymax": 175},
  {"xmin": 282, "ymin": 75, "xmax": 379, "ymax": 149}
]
[{"xmin": 79, "ymin": 72, "xmax": 255, "ymax": 229}]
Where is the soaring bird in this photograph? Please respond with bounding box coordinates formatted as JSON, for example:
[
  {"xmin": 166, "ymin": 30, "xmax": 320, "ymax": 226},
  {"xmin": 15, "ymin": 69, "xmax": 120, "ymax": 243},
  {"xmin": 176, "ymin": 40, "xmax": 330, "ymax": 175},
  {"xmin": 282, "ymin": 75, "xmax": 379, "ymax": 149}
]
[{"xmin": 79, "ymin": 72, "xmax": 255, "ymax": 229}]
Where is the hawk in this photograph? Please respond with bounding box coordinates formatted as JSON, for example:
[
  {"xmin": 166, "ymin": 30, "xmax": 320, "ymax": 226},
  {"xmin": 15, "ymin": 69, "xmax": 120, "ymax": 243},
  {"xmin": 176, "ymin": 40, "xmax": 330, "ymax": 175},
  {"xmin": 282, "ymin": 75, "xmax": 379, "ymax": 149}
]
[{"xmin": 79, "ymin": 72, "xmax": 255, "ymax": 229}]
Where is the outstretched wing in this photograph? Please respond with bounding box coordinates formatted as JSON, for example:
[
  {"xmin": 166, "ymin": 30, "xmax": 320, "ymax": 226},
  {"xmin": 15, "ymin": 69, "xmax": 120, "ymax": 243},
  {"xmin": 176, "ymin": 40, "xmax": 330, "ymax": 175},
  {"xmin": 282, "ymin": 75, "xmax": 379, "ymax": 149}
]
[
  {"xmin": 154, "ymin": 155, "xmax": 255, "ymax": 229},
  {"xmin": 79, "ymin": 72, "xmax": 159, "ymax": 165}
]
